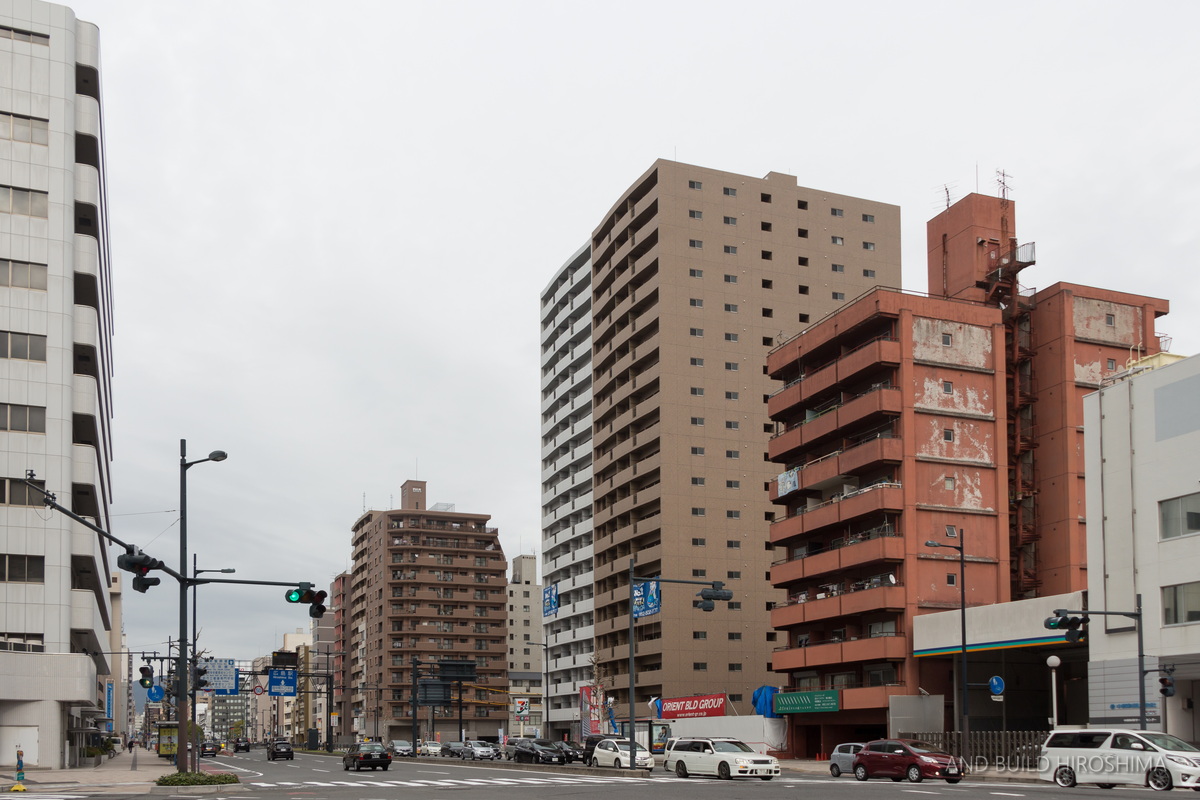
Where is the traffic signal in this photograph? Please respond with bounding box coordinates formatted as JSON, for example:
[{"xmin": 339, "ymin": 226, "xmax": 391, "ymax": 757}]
[
  {"xmin": 139, "ymin": 665, "xmax": 154, "ymax": 689},
  {"xmin": 308, "ymin": 590, "xmax": 328, "ymax": 619},
  {"xmin": 194, "ymin": 663, "xmax": 210, "ymax": 690},
  {"xmin": 117, "ymin": 548, "xmax": 164, "ymax": 593},
  {"xmin": 696, "ymin": 581, "xmax": 734, "ymax": 612},
  {"xmin": 1044, "ymin": 613, "xmax": 1088, "ymax": 643},
  {"xmin": 1160, "ymin": 676, "xmax": 1176, "ymax": 697},
  {"xmin": 285, "ymin": 581, "xmax": 313, "ymax": 604}
]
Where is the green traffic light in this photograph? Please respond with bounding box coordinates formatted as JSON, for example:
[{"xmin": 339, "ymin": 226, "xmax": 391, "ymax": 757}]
[{"xmin": 285, "ymin": 588, "xmax": 302, "ymax": 603}]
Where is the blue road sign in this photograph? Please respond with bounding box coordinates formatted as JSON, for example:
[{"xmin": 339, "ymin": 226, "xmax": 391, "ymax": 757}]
[
  {"xmin": 989, "ymin": 675, "xmax": 1005, "ymax": 695},
  {"xmin": 148, "ymin": 685, "xmax": 165, "ymax": 702},
  {"xmin": 269, "ymin": 668, "xmax": 297, "ymax": 697}
]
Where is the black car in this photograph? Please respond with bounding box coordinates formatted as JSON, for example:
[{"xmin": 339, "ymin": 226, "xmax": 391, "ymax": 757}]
[
  {"xmin": 442, "ymin": 741, "xmax": 469, "ymax": 758},
  {"xmin": 267, "ymin": 741, "xmax": 294, "ymax": 761},
  {"xmin": 233, "ymin": 738, "xmax": 251, "ymax": 753},
  {"xmin": 550, "ymin": 740, "xmax": 586, "ymax": 762},
  {"xmin": 343, "ymin": 742, "xmax": 392, "ymax": 771},
  {"xmin": 512, "ymin": 739, "xmax": 566, "ymax": 765},
  {"xmin": 200, "ymin": 742, "xmax": 220, "ymax": 757}
]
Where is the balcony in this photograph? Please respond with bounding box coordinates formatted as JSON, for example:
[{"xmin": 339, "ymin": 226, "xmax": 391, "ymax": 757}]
[
  {"xmin": 837, "ymin": 337, "xmax": 901, "ymax": 385},
  {"xmin": 771, "ymin": 528, "xmax": 902, "ymax": 584},
  {"xmin": 772, "ymin": 633, "xmax": 908, "ymax": 671},
  {"xmin": 772, "ymin": 579, "xmax": 905, "ymax": 626},
  {"xmin": 839, "ymin": 434, "xmax": 903, "ymax": 475},
  {"xmin": 837, "ymin": 386, "xmax": 901, "ymax": 430},
  {"xmin": 841, "ymin": 682, "xmax": 910, "ymax": 710},
  {"xmin": 770, "ymin": 481, "xmax": 902, "ymax": 544}
]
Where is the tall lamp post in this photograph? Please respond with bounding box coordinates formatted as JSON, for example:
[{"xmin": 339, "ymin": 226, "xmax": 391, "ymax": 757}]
[
  {"xmin": 178, "ymin": 439, "xmax": 227, "ymax": 772},
  {"xmin": 1046, "ymin": 655, "xmax": 1061, "ymax": 727},
  {"xmin": 191, "ymin": 556, "xmax": 234, "ymax": 770},
  {"xmin": 925, "ymin": 532, "xmax": 969, "ymax": 767}
]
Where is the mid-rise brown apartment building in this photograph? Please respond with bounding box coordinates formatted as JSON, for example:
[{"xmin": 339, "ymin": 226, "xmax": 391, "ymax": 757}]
[
  {"xmin": 765, "ymin": 193, "xmax": 1169, "ymax": 755},
  {"xmin": 347, "ymin": 480, "xmax": 509, "ymax": 741},
  {"xmin": 588, "ymin": 160, "xmax": 902, "ymax": 717}
]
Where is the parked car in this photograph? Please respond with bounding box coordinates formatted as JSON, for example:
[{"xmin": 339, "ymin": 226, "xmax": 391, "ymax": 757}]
[
  {"xmin": 441, "ymin": 741, "xmax": 468, "ymax": 758},
  {"xmin": 663, "ymin": 736, "xmax": 777, "ymax": 780},
  {"xmin": 512, "ymin": 739, "xmax": 566, "ymax": 765},
  {"xmin": 388, "ymin": 740, "xmax": 415, "ymax": 757},
  {"xmin": 1039, "ymin": 728, "xmax": 1200, "ymax": 790},
  {"xmin": 591, "ymin": 738, "xmax": 653, "ymax": 770},
  {"xmin": 582, "ymin": 734, "xmax": 616, "ymax": 764},
  {"xmin": 200, "ymin": 741, "xmax": 220, "ymax": 757},
  {"xmin": 267, "ymin": 741, "xmax": 294, "ymax": 761},
  {"xmin": 342, "ymin": 742, "xmax": 392, "ymax": 771},
  {"xmin": 417, "ymin": 741, "xmax": 443, "ymax": 756},
  {"xmin": 233, "ymin": 738, "xmax": 251, "ymax": 753},
  {"xmin": 550, "ymin": 740, "xmax": 585, "ymax": 763},
  {"xmin": 852, "ymin": 739, "xmax": 965, "ymax": 784},
  {"xmin": 461, "ymin": 741, "xmax": 501, "ymax": 760},
  {"xmin": 504, "ymin": 736, "xmax": 535, "ymax": 760},
  {"xmin": 829, "ymin": 742, "xmax": 864, "ymax": 777}
]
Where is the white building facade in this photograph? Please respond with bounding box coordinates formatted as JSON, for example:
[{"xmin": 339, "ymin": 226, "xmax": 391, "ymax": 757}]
[
  {"xmin": 0, "ymin": 0, "xmax": 116, "ymax": 768},
  {"xmin": 539, "ymin": 245, "xmax": 594, "ymax": 740},
  {"xmin": 1085, "ymin": 353, "xmax": 1200, "ymax": 737}
]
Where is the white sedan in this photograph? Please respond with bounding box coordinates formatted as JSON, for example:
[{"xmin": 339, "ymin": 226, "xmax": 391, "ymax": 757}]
[
  {"xmin": 417, "ymin": 742, "xmax": 443, "ymax": 756},
  {"xmin": 590, "ymin": 739, "xmax": 653, "ymax": 770}
]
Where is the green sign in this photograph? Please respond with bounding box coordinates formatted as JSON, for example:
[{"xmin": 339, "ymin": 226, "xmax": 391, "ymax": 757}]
[{"xmin": 774, "ymin": 689, "xmax": 839, "ymax": 714}]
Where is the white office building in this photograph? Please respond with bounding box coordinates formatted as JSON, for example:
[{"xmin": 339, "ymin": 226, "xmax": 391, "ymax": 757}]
[
  {"xmin": 539, "ymin": 245, "xmax": 594, "ymax": 740},
  {"xmin": 1085, "ymin": 352, "xmax": 1200, "ymax": 736},
  {"xmin": 0, "ymin": 0, "xmax": 116, "ymax": 768}
]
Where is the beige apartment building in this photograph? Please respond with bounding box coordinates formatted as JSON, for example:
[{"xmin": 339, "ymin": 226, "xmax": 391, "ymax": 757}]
[
  {"xmin": 347, "ymin": 480, "xmax": 508, "ymax": 742},
  {"xmin": 589, "ymin": 160, "xmax": 901, "ymax": 719}
]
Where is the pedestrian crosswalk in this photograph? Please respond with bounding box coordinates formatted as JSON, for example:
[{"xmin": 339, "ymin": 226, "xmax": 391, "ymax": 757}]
[{"xmin": 247, "ymin": 775, "xmax": 701, "ymax": 789}]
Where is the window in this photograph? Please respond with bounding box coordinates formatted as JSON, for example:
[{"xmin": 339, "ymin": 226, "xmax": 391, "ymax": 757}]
[
  {"xmin": 944, "ymin": 428, "xmax": 954, "ymax": 442},
  {"xmin": 1107, "ymin": 358, "xmax": 1117, "ymax": 370},
  {"xmin": 723, "ymin": 187, "xmax": 736, "ymax": 196},
  {"xmin": 691, "ymin": 508, "xmax": 706, "ymax": 517},
  {"xmin": 689, "ymin": 239, "xmax": 703, "ymax": 249},
  {"xmin": 727, "ymin": 572, "xmax": 741, "ymax": 580},
  {"xmin": 692, "ymin": 568, "xmax": 707, "ymax": 577},
  {"xmin": 944, "ymin": 477, "xmax": 955, "ymax": 490},
  {"xmin": 797, "ymin": 256, "xmax": 809, "ymax": 266},
  {"xmin": 831, "ymin": 208, "xmax": 844, "ymax": 217},
  {"xmin": 689, "ymin": 268, "xmax": 703, "ymax": 277},
  {"xmin": 798, "ymin": 313, "xmax": 810, "ymax": 323},
  {"xmin": 832, "ymin": 292, "xmax": 845, "ymax": 300},
  {"xmin": 760, "ymin": 192, "xmax": 772, "ymax": 203},
  {"xmin": 798, "ymin": 284, "xmax": 809, "ymax": 294},
  {"xmin": 724, "ymin": 362, "xmax": 738, "ymax": 371},
  {"xmin": 2, "ymin": 477, "xmax": 44, "ymax": 506},
  {"xmin": 691, "ymin": 537, "xmax": 706, "ymax": 546},
  {"xmin": 831, "ymin": 263, "xmax": 845, "ymax": 273},
  {"xmin": 729, "ymin": 601, "xmax": 742, "ymax": 609},
  {"xmin": 689, "ymin": 357, "xmax": 704, "ymax": 366},
  {"xmin": 693, "ymin": 631, "xmax": 707, "ymax": 640},
  {"xmin": 723, "ymin": 215, "xmax": 737, "ymax": 225},
  {"xmin": 689, "ymin": 327, "xmax": 703, "ymax": 337},
  {"xmin": 863, "ymin": 213, "xmax": 875, "ymax": 223},
  {"xmin": 942, "ymin": 333, "xmax": 953, "ymax": 346},
  {"xmin": 761, "ymin": 221, "xmax": 772, "ymax": 232},
  {"xmin": 1106, "ymin": 313, "xmax": 1116, "ymax": 326},
  {"xmin": 689, "ymin": 180, "xmax": 702, "ymax": 189},
  {"xmin": 0, "ymin": 554, "xmax": 46, "ymax": 583},
  {"xmin": 726, "ymin": 510, "xmax": 741, "ymax": 519},
  {"xmin": 724, "ymin": 274, "xmax": 737, "ymax": 283},
  {"xmin": 726, "ymin": 480, "xmax": 740, "ymax": 488},
  {"xmin": 762, "ymin": 338, "xmax": 772, "ymax": 347},
  {"xmin": 831, "ymin": 236, "xmax": 844, "ymax": 245},
  {"xmin": 690, "ymin": 446, "xmax": 705, "ymax": 455},
  {"xmin": 943, "ymin": 380, "xmax": 953, "ymax": 394},
  {"xmin": 725, "ymin": 450, "xmax": 740, "ymax": 459},
  {"xmin": 761, "ymin": 307, "xmax": 773, "ymax": 318},
  {"xmin": 725, "ymin": 391, "xmax": 739, "ymax": 400},
  {"xmin": 0, "ymin": 404, "xmax": 46, "ymax": 433},
  {"xmin": 761, "ymin": 250, "xmax": 773, "ymax": 260},
  {"xmin": 863, "ymin": 268, "xmax": 876, "ymax": 278},
  {"xmin": 690, "ymin": 387, "xmax": 704, "ymax": 396},
  {"xmin": 690, "ymin": 416, "xmax": 705, "ymax": 426},
  {"xmin": 797, "ymin": 228, "xmax": 809, "ymax": 238},
  {"xmin": 726, "ymin": 540, "xmax": 741, "ymax": 549},
  {"xmin": 728, "ymin": 663, "xmax": 744, "ymax": 671},
  {"xmin": 1164, "ymin": 582, "xmax": 1200, "ymax": 624},
  {"xmin": 947, "ymin": 573, "xmax": 957, "ymax": 587},
  {"xmin": 693, "ymin": 662, "xmax": 708, "ymax": 670},
  {"xmin": 0, "ymin": 113, "xmax": 49, "ymax": 145},
  {"xmin": 0, "ymin": 186, "xmax": 49, "ymax": 218},
  {"xmin": 689, "ymin": 298, "xmax": 703, "ymax": 307},
  {"xmin": 862, "ymin": 241, "xmax": 876, "ymax": 251},
  {"xmin": 797, "ymin": 199, "xmax": 808, "ymax": 210},
  {"xmin": 0, "ymin": 259, "xmax": 48, "ymax": 290},
  {"xmin": 1160, "ymin": 493, "xmax": 1200, "ymax": 540},
  {"xmin": 945, "ymin": 525, "xmax": 958, "ymax": 538},
  {"xmin": 691, "ymin": 477, "xmax": 705, "ymax": 485},
  {"xmin": 725, "ymin": 420, "xmax": 739, "ymax": 429},
  {"xmin": 724, "ymin": 332, "xmax": 739, "ymax": 342},
  {"xmin": 723, "ymin": 245, "xmax": 738, "ymax": 254},
  {"xmin": 689, "ymin": 209, "xmax": 702, "ymax": 219},
  {"xmin": 762, "ymin": 279, "xmax": 773, "ymax": 289},
  {"xmin": 0, "ymin": 25, "xmax": 50, "ymax": 46},
  {"xmin": 0, "ymin": 332, "xmax": 47, "ymax": 362},
  {"xmin": 724, "ymin": 303, "xmax": 738, "ymax": 312}
]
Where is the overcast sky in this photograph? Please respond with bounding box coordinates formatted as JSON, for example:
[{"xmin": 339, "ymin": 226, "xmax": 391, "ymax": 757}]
[{"xmin": 55, "ymin": 0, "xmax": 1200, "ymax": 664}]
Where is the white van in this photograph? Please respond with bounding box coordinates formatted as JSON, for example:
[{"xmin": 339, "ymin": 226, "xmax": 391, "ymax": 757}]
[{"xmin": 1039, "ymin": 728, "xmax": 1200, "ymax": 790}]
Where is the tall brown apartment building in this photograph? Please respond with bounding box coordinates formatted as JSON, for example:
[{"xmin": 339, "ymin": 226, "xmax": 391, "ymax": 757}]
[
  {"xmin": 347, "ymin": 480, "xmax": 509, "ymax": 741},
  {"xmin": 765, "ymin": 193, "xmax": 1169, "ymax": 755},
  {"xmin": 590, "ymin": 160, "xmax": 901, "ymax": 717}
]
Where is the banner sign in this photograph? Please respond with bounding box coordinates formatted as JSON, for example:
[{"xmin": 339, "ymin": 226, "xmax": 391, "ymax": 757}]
[
  {"xmin": 632, "ymin": 580, "xmax": 661, "ymax": 619},
  {"xmin": 514, "ymin": 698, "xmax": 530, "ymax": 719},
  {"xmin": 543, "ymin": 584, "xmax": 559, "ymax": 617},
  {"xmin": 105, "ymin": 681, "xmax": 114, "ymax": 731},
  {"xmin": 773, "ymin": 689, "xmax": 839, "ymax": 714},
  {"xmin": 660, "ymin": 693, "xmax": 726, "ymax": 718}
]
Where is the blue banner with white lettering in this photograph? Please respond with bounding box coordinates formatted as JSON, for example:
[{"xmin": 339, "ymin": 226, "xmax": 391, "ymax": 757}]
[{"xmin": 633, "ymin": 580, "xmax": 661, "ymax": 619}]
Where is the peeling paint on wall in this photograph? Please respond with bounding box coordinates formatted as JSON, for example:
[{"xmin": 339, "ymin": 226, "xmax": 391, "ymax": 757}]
[
  {"xmin": 915, "ymin": 417, "xmax": 993, "ymax": 464},
  {"xmin": 912, "ymin": 317, "xmax": 993, "ymax": 369},
  {"xmin": 1073, "ymin": 297, "xmax": 1140, "ymax": 347},
  {"xmin": 917, "ymin": 377, "xmax": 991, "ymax": 416},
  {"xmin": 1075, "ymin": 357, "xmax": 1105, "ymax": 385}
]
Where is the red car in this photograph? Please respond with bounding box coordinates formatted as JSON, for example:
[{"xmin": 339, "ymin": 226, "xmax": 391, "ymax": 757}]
[{"xmin": 852, "ymin": 738, "xmax": 965, "ymax": 784}]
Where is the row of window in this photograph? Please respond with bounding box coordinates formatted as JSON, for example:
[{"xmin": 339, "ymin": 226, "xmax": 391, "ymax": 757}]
[
  {"xmin": 0, "ymin": 404, "xmax": 46, "ymax": 433},
  {"xmin": 0, "ymin": 478, "xmax": 44, "ymax": 507},
  {"xmin": 689, "ymin": 479, "xmax": 741, "ymax": 488},
  {"xmin": 689, "ymin": 418, "xmax": 755, "ymax": 431},
  {"xmin": 0, "ymin": 554, "xmax": 44, "ymax": 583},
  {"xmin": 689, "ymin": 209, "xmax": 874, "ymax": 226},
  {"xmin": 0, "ymin": 186, "xmax": 49, "ymax": 218},
  {"xmin": 0, "ymin": 259, "xmax": 48, "ymax": 290},
  {"xmin": 688, "ymin": 239, "xmax": 875, "ymax": 253},
  {"xmin": 830, "ymin": 263, "xmax": 877, "ymax": 278},
  {"xmin": 687, "ymin": 299, "xmax": 782, "ymax": 318},
  {"xmin": 0, "ymin": 25, "xmax": 49, "ymax": 45},
  {"xmin": 688, "ymin": 447, "xmax": 743, "ymax": 459},
  {"xmin": 689, "ymin": 388, "xmax": 764, "ymax": 402},
  {"xmin": 0, "ymin": 633, "xmax": 44, "ymax": 652},
  {"xmin": 685, "ymin": 181, "xmax": 875, "ymax": 225},
  {"xmin": 693, "ymin": 631, "xmax": 745, "ymax": 640},
  {"xmin": 687, "ymin": 358, "xmax": 743, "ymax": 371},
  {"xmin": 691, "ymin": 509, "xmax": 745, "ymax": 519},
  {"xmin": 691, "ymin": 663, "xmax": 746, "ymax": 671},
  {"xmin": 0, "ymin": 112, "xmax": 49, "ymax": 145}
]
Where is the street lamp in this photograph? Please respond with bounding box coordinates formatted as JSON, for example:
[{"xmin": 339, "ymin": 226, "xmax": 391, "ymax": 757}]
[
  {"xmin": 925, "ymin": 533, "xmax": 969, "ymax": 767},
  {"xmin": 178, "ymin": 439, "xmax": 227, "ymax": 772},
  {"xmin": 191, "ymin": 556, "xmax": 234, "ymax": 769},
  {"xmin": 1046, "ymin": 655, "xmax": 1061, "ymax": 727}
]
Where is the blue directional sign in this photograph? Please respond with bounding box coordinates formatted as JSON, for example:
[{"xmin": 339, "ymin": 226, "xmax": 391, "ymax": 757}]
[
  {"xmin": 989, "ymin": 675, "xmax": 1005, "ymax": 695},
  {"xmin": 147, "ymin": 685, "xmax": 165, "ymax": 702},
  {"xmin": 268, "ymin": 668, "xmax": 297, "ymax": 697}
]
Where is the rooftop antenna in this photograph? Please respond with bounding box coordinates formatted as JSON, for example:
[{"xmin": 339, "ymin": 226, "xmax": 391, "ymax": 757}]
[{"xmin": 362, "ymin": 492, "xmax": 366, "ymax": 513}]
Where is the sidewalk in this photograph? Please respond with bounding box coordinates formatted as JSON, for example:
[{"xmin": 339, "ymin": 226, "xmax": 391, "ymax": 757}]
[
  {"xmin": 776, "ymin": 758, "xmax": 1042, "ymax": 784},
  {"xmin": 1, "ymin": 749, "xmax": 187, "ymax": 792}
]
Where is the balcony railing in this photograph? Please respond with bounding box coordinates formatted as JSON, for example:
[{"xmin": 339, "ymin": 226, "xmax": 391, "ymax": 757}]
[
  {"xmin": 772, "ymin": 523, "xmax": 898, "ymax": 565},
  {"xmin": 773, "ymin": 575, "xmax": 901, "ymax": 609},
  {"xmin": 778, "ymin": 479, "xmax": 901, "ymax": 521},
  {"xmin": 770, "ymin": 335, "xmax": 900, "ymax": 397}
]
